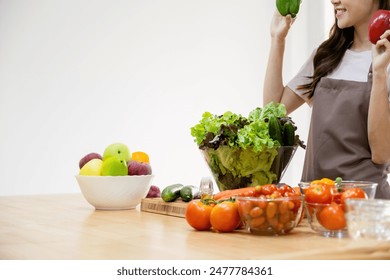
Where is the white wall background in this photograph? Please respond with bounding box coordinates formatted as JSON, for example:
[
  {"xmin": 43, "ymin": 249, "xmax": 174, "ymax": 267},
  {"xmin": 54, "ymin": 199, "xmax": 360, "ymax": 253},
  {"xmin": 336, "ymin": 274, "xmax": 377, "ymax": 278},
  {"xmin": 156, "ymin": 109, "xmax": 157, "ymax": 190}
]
[{"xmin": 0, "ymin": 0, "xmax": 332, "ymax": 196}]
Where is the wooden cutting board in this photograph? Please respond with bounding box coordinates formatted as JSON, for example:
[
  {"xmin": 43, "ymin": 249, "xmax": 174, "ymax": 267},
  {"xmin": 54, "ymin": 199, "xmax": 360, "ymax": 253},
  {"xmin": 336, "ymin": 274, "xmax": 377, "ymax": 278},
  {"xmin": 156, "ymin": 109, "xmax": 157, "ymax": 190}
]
[{"xmin": 140, "ymin": 198, "xmax": 193, "ymax": 218}]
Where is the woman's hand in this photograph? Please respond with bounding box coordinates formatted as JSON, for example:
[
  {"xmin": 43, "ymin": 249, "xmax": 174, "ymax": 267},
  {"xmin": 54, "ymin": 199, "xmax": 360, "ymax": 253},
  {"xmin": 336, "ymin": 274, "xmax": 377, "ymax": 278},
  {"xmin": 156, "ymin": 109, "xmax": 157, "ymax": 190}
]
[
  {"xmin": 368, "ymin": 25, "xmax": 390, "ymax": 165},
  {"xmin": 270, "ymin": 10, "xmax": 295, "ymax": 40},
  {"xmin": 372, "ymin": 28, "xmax": 390, "ymax": 72}
]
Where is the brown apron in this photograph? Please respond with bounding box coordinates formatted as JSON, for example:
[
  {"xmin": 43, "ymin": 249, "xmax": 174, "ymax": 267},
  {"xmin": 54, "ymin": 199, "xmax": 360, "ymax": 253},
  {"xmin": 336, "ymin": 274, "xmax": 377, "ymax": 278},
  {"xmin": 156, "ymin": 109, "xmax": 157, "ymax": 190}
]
[{"xmin": 302, "ymin": 67, "xmax": 390, "ymax": 199}]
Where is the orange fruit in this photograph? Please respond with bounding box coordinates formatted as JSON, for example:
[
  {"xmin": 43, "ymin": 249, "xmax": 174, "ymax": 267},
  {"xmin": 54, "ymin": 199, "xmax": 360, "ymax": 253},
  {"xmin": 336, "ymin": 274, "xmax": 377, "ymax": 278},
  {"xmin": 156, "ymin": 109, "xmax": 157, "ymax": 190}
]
[{"xmin": 131, "ymin": 151, "xmax": 150, "ymax": 163}]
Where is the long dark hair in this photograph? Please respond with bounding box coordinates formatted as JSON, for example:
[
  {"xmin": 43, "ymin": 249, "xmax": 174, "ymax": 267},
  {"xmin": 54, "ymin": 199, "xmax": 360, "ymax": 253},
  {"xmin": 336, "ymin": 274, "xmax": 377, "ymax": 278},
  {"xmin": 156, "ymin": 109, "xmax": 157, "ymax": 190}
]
[{"xmin": 299, "ymin": 0, "xmax": 390, "ymax": 98}]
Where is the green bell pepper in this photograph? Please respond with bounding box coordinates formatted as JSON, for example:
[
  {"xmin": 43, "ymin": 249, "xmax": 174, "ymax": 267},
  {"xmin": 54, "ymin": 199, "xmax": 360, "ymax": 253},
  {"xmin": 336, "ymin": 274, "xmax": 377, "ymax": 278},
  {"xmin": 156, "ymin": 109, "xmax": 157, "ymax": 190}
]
[{"xmin": 276, "ymin": 0, "xmax": 301, "ymax": 18}]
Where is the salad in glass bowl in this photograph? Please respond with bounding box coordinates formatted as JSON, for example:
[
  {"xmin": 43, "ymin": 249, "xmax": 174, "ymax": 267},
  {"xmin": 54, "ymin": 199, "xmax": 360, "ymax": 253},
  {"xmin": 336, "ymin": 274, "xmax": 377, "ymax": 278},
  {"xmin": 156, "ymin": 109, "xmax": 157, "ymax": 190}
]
[{"xmin": 191, "ymin": 102, "xmax": 305, "ymax": 192}]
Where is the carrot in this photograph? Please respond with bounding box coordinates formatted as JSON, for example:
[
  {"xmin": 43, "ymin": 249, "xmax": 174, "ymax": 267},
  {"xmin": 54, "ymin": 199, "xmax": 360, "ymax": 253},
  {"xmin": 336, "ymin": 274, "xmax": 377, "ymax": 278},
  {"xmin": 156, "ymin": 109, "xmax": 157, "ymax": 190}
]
[{"xmin": 213, "ymin": 185, "xmax": 262, "ymax": 201}]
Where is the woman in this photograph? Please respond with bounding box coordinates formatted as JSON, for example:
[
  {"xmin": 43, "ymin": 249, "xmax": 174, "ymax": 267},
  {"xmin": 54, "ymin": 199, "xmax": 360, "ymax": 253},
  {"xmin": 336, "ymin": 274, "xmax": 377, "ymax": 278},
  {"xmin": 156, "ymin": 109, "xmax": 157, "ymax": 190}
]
[{"xmin": 263, "ymin": 0, "xmax": 390, "ymax": 198}]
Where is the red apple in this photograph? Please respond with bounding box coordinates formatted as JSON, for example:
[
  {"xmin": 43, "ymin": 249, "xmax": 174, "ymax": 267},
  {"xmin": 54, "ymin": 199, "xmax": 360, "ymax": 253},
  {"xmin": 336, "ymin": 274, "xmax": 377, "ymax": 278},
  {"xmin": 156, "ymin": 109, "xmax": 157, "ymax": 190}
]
[
  {"xmin": 79, "ymin": 152, "xmax": 102, "ymax": 169},
  {"xmin": 127, "ymin": 161, "xmax": 152, "ymax": 175},
  {"xmin": 368, "ymin": 9, "xmax": 390, "ymax": 44}
]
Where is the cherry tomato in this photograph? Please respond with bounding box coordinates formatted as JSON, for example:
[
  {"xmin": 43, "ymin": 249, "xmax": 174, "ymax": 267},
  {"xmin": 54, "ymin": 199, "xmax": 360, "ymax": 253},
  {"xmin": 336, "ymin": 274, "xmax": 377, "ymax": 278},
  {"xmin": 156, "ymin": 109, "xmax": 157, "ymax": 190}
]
[
  {"xmin": 256, "ymin": 195, "xmax": 268, "ymax": 209},
  {"xmin": 210, "ymin": 201, "xmax": 241, "ymax": 233},
  {"xmin": 278, "ymin": 184, "xmax": 294, "ymax": 196},
  {"xmin": 292, "ymin": 186, "xmax": 302, "ymax": 195},
  {"xmin": 317, "ymin": 203, "xmax": 346, "ymax": 230},
  {"xmin": 185, "ymin": 200, "xmax": 214, "ymax": 231},
  {"xmin": 304, "ymin": 183, "xmax": 333, "ymax": 204},
  {"xmin": 287, "ymin": 188, "xmax": 304, "ymax": 224},
  {"xmin": 260, "ymin": 184, "xmax": 277, "ymax": 196},
  {"xmin": 269, "ymin": 190, "xmax": 282, "ymax": 199}
]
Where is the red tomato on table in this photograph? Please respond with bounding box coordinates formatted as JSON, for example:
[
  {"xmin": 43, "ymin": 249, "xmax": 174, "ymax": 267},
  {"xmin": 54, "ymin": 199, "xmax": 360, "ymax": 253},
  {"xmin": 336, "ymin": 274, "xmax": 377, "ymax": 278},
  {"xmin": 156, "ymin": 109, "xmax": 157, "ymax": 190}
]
[
  {"xmin": 185, "ymin": 200, "xmax": 214, "ymax": 231},
  {"xmin": 210, "ymin": 201, "xmax": 241, "ymax": 233}
]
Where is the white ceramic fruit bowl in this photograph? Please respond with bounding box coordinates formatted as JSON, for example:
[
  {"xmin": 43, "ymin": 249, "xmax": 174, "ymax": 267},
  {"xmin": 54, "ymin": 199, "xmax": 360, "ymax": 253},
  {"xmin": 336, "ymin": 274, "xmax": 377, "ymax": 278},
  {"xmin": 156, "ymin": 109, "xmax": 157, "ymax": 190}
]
[{"xmin": 75, "ymin": 175, "xmax": 154, "ymax": 210}]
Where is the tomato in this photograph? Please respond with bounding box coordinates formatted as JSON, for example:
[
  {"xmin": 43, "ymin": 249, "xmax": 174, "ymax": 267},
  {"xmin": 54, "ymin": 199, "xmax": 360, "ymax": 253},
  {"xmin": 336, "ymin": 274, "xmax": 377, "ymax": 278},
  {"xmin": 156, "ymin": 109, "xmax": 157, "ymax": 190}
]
[
  {"xmin": 260, "ymin": 184, "xmax": 277, "ymax": 196},
  {"xmin": 340, "ymin": 187, "xmax": 367, "ymax": 210},
  {"xmin": 332, "ymin": 191, "xmax": 342, "ymax": 204},
  {"xmin": 317, "ymin": 203, "xmax": 346, "ymax": 230},
  {"xmin": 185, "ymin": 200, "xmax": 214, "ymax": 231},
  {"xmin": 285, "ymin": 190, "xmax": 304, "ymax": 224},
  {"xmin": 340, "ymin": 187, "xmax": 367, "ymax": 204},
  {"xmin": 304, "ymin": 183, "xmax": 333, "ymax": 204},
  {"xmin": 269, "ymin": 191, "xmax": 282, "ymax": 199},
  {"xmin": 249, "ymin": 206, "xmax": 263, "ymax": 218},
  {"xmin": 256, "ymin": 195, "xmax": 268, "ymax": 209},
  {"xmin": 278, "ymin": 184, "xmax": 294, "ymax": 196},
  {"xmin": 210, "ymin": 201, "xmax": 241, "ymax": 233},
  {"xmin": 292, "ymin": 186, "xmax": 302, "ymax": 195}
]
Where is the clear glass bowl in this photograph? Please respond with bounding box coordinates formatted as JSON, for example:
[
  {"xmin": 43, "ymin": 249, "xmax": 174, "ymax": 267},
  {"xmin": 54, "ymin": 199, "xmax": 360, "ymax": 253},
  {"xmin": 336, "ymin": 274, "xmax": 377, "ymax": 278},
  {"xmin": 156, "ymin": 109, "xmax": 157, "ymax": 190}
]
[
  {"xmin": 345, "ymin": 198, "xmax": 390, "ymax": 241},
  {"xmin": 303, "ymin": 181, "xmax": 378, "ymax": 238},
  {"xmin": 305, "ymin": 202, "xmax": 348, "ymax": 238},
  {"xmin": 200, "ymin": 145, "xmax": 297, "ymax": 192},
  {"xmin": 236, "ymin": 195, "xmax": 304, "ymax": 236},
  {"xmin": 299, "ymin": 180, "xmax": 377, "ymax": 198}
]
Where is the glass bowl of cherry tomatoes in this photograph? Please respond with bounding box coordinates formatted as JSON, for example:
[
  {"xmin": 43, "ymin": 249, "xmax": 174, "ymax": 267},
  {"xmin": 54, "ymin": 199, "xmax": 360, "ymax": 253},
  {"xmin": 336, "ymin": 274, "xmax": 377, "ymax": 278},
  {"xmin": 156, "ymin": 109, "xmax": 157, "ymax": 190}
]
[
  {"xmin": 302, "ymin": 178, "xmax": 377, "ymax": 238},
  {"xmin": 235, "ymin": 184, "xmax": 304, "ymax": 235}
]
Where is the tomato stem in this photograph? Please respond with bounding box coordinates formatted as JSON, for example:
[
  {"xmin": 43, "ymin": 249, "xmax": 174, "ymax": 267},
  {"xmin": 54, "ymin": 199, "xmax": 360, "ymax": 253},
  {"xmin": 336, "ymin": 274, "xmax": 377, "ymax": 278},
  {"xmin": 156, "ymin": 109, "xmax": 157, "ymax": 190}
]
[
  {"xmin": 335, "ymin": 177, "xmax": 343, "ymax": 192},
  {"xmin": 200, "ymin": 197, "xmax": 216, "ymax": 206}
]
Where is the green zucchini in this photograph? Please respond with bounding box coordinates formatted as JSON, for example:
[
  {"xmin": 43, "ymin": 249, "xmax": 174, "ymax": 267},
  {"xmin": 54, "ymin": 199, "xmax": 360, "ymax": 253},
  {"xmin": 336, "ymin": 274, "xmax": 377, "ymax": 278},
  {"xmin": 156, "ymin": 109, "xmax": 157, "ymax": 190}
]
[
  {"xmin": 161, "ymin": 183, "xmax": 183, "ymax": 202},
  {"xmin": 282, "ymin": 122, "xmax": 295, "ymax": 146},
  {"xmin": 268, "ymin": 115, "xmax": 283, "ymax": 145},
  {"xmin": 180, "ymin": 185, "xmax": 194, "ymax": 202}
]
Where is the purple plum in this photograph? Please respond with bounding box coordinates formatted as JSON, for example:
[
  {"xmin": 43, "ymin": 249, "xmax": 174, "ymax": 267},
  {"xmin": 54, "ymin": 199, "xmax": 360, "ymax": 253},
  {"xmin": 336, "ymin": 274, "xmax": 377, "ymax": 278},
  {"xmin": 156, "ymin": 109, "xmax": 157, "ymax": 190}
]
[
  {"xmin": 127, "ymin": 160, "xmax": 152, "ymax": 175},
  {"xmin": 146, "ymin": 185, "xmax": 161, "ymax": 198},
  {"xmin": 79, "ymin": 152, "xmax": 102, "ymax": 169}
]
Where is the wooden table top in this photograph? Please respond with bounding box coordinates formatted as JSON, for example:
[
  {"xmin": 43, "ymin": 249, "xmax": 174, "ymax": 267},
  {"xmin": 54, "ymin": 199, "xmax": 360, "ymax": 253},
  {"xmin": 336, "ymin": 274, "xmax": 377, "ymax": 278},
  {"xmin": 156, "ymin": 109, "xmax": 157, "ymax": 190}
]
[{"xmin": 0, "ymin": 193, "xmax": 389, "ymax": 260}]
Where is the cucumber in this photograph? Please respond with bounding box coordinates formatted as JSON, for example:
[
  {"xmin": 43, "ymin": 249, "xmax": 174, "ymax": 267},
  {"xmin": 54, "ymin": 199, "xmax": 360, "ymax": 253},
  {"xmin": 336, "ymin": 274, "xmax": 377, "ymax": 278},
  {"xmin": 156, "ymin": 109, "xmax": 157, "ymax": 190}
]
[
  {"xmin": 282, "ymin": 122, "xmax": 295, "ymax": 146},
  {"xmin": 180, "ymin": 185, "xmax": 194, "ymax": 202},
  {"xmin": 161, "ymin": 183, "xmax": 184, "ymax": 202},
  {"xmin": 268, "ymin": 115, "xmax": 283, "ymax": 145}
]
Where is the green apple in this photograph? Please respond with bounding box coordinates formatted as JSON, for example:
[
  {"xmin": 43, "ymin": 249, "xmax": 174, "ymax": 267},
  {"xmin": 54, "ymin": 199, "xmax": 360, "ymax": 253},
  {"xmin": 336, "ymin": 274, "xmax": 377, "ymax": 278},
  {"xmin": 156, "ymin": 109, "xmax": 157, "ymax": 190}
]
[
  {"xmin": 102, "ymin": 142, "xmax": 131, "ymax": 162},
  {"xmin": 101, "ymin": 157, "xmax": 128, "ymax": 176},
  {"xmin": 79, "ymin": 158, "xmax": 103, "ymax": 176}
]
